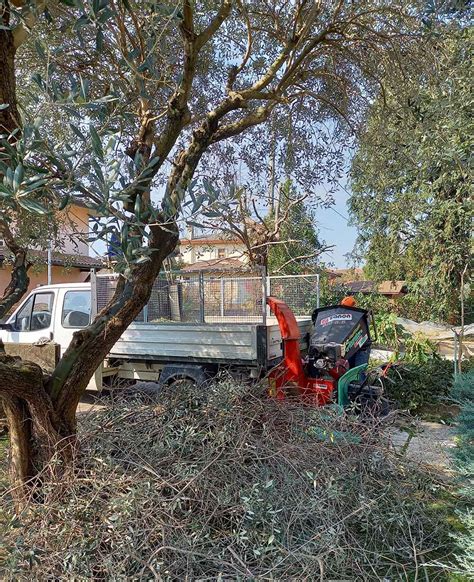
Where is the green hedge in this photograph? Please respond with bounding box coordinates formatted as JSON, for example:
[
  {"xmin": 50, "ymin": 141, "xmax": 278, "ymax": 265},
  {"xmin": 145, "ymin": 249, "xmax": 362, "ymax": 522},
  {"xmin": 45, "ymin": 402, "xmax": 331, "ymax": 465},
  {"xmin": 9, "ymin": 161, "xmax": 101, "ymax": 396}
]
[
  {"xmin": 382, "ymin": 358, "xmax": 454, "ymax": 411},
  {"xmin": 450, "ymin": 371, "xmax": 474, "ymax": 576}
]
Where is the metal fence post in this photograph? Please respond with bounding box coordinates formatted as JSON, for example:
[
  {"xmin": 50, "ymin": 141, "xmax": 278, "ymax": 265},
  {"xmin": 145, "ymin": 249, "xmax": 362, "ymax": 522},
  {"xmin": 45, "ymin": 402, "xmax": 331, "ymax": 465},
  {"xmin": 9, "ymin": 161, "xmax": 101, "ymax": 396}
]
[
  {"xmin": 199, "ymin": 271, "xmax": 205, "ymax": 323},
  {"xmin": 316, "ymin": 273, "xmax": 320, "ymax": 309},
  {"xmin": 220, "ymin": 278, "xmax": 225, "ymax": 317},
  {"xmin": 90, "ymin": 269, "xmax": 98, "ymax": 319},
  {"xmin": 261, "ymin": 266, "xmax": 267, "ymax": 326}
]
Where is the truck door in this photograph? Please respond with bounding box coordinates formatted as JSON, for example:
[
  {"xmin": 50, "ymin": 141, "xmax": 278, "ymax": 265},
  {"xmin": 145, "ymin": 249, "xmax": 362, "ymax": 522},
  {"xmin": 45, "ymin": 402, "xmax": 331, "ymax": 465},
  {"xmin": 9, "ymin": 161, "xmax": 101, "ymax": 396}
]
[
  {"xmin": 57, "ymin": 289, "xmax": 92, "ymax": 355},
  {"xmin": 3, "ymin": 290, "xmax": 55, "ymax": 344}
]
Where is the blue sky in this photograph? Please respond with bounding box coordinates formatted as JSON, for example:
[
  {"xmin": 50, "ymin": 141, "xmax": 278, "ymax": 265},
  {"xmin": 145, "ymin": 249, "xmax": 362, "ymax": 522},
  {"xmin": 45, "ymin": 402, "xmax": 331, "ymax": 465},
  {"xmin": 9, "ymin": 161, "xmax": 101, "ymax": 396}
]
[{"xmin": 316, "ymin": 184, "xmax": 358, "ymax": 268}]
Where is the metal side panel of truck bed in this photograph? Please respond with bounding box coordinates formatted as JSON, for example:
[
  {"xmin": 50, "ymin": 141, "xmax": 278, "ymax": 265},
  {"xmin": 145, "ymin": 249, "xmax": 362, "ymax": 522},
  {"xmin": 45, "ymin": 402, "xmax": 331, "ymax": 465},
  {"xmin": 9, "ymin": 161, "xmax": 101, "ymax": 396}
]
[{"xmin": 109, "ymin": 318, "xmax": 312, "ymax": 366}]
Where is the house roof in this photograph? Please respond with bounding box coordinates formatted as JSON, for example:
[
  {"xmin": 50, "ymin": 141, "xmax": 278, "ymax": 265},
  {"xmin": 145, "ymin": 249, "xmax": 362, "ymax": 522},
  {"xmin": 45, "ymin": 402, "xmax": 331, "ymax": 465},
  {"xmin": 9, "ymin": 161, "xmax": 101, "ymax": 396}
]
[
  {"xmin": 344, "ymin": 280, "xmax": 407, "ymax": 295},
  {"xmin": 180, "ymin": 237, "xmax": 242, "ymax": 246},
  {"xmin": 180, "ymin": 258, "xmax": 251, "ymax": 273},
  {"xmin": 0, "ymin": 246, "xmax": 105, "ymax": 270},
  {"xmin": 327, "ymin": 268, "xmax": 364, "ymax": 281}
]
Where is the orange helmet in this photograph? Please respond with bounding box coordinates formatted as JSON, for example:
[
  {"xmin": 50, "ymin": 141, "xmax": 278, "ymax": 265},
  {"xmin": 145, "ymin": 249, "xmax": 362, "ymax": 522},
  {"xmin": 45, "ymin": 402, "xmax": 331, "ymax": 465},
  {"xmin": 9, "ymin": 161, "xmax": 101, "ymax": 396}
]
[{"xmin": 341, "ymin": 296, "xmax": 356, "ymax": 308}]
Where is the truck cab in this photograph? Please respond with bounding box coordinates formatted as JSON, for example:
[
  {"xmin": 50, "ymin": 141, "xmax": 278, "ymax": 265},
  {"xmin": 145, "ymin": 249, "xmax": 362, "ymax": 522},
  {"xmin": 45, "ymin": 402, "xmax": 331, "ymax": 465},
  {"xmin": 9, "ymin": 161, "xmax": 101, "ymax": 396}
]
[{"xmin": 0, "ymin": 283, "xmax": 92, "ymax": 356}]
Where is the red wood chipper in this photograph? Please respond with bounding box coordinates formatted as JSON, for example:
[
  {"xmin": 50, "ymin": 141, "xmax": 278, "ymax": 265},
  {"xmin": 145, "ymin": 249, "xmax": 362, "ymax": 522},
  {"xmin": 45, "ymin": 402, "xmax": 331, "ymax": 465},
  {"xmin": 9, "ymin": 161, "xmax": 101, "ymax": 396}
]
[{"xmin": 267, "ymin": 297, "xmax": 384, "ymax": 410}]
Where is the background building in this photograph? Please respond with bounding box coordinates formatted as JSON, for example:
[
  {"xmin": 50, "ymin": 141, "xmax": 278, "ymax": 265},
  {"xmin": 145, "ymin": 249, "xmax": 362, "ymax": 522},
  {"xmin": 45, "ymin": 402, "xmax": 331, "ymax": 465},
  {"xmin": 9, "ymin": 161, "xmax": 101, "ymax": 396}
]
[{"xmin": 0, "ymin": 203, "xmax": 104, "ymax": 301}]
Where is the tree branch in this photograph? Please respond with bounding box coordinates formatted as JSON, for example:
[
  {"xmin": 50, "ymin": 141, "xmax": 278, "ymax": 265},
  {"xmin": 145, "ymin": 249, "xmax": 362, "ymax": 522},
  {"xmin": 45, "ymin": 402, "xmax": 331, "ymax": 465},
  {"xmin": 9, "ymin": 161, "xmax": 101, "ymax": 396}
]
[
  {"xmin": 0, "ymin": 222, "xmax": 30, "ymax": 319},
  {"xmin": 12, "ymin": 0, "xmax": 46, "ymax": 50},
  {"xmin": 196, "ymin": 0, "xmax": 232, "ymax": 51}
]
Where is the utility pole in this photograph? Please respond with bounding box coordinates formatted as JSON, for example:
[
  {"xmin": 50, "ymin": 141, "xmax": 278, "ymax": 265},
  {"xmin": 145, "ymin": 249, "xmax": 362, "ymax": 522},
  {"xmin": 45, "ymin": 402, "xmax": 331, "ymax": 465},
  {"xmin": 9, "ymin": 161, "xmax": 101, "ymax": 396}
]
[
  {"xmin": 47, "ymin": 219, "xmax": 52, "ymax": 284},
  {"xmin": 47, "ymin": 246, "xmax": 52, "ymax": 284},
  {"xmin": 268, "ymin": 126, "xmax": 276, "ymax": 213}
]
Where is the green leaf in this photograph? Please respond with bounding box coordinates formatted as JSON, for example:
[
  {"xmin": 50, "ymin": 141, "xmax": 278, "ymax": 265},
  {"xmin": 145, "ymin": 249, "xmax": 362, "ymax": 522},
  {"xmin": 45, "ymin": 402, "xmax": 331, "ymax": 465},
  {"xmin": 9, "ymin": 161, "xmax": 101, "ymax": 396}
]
[
  {"xmin": 79, "ymin": 76, "xmax": 90, "ymax": 101},
  {"xmin": 134, "ymin": 193, "xmax": 142, "ymax": 217},
  {"xmin": 0, "ymin": 184, "xmax": 12, "ymax": 197},
  {"xmin": 96, "ymin": 27, "xmax": 104, "ymax": 52},
  {"xmin": 90, "ymin": 126, "xmax": 104, "ymax": 160},
  {"xmin": 13, "ymin": 164, "xmax": 24, "ymax": 192},
  {"xmin": 70, "ymin": 123, "xmax": 86, "ymax": 141},
  {"xmin": 34, "ymin": 40, "xmax": 46, "ymax": 60},
  {"xmin": 58, "ymin": 195, "xmax": 70, "ymax": 211},
  {"xmin": 120, "ymin": 0, "xmax": 132, "ymax": 12},
  {"xmin": 17, "ymin": 198, "xmax": 50, "ymax": 215},
  {"xmin": 5, "ymin": 167, "xmax": 14, "ymax": 187}
]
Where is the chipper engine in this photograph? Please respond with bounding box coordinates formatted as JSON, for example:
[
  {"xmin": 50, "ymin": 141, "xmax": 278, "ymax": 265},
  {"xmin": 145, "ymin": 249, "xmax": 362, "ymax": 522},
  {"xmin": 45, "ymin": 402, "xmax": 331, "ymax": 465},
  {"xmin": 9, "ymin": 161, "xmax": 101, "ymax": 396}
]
[{"xmin": 267, "ymin": 297, "xmax": 384, "ymax": 410}]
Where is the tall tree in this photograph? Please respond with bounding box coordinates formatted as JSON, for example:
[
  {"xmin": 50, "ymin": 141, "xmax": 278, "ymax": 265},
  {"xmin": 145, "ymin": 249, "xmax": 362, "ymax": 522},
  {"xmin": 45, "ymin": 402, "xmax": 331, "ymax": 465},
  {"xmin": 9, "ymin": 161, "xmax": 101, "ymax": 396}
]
[
  {"xmin": 349, "ymin": 27, "xmax": 472, "ymax": 323},
  {"xmin": 0, "ymin": 0, "xmax": 423, "ymax": 506},
  {"xmin": 267, "ymin": 182, "xmax": 324, "ymax": 274}
]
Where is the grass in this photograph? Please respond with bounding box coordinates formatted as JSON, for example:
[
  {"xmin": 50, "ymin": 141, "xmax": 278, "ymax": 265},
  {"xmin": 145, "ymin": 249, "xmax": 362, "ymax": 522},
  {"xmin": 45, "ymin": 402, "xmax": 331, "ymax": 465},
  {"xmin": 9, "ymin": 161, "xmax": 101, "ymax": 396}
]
[{"xmin": 0, "ymin": 433, "xmax": 10, "ymax": 571}]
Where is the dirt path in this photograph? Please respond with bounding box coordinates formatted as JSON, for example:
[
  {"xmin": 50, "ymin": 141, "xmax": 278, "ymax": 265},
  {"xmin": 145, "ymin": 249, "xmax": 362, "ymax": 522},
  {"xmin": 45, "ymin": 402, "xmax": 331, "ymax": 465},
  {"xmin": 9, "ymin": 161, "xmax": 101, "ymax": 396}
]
[{"xmin": 390, "ymin": 421, "xmax": 456, "ymax": 471}]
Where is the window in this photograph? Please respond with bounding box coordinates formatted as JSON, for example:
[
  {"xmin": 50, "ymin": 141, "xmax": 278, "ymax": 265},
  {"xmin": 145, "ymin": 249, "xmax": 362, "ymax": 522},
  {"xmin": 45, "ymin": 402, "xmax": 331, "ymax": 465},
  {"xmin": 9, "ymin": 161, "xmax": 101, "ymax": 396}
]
[
  {"xmin": 15, "ymin": 292, "xmax": 54, "ymax": 331},
  {"xmin": 14, "ymin": 295, "xmax": 34, "ymax": 331},
  {"xmin": 62, "ymin": 290, "xmax": 91, "ymax": 328},
  {"xmin": 217, "ymin": 248, "xmax": 226, "ymax": 259}
]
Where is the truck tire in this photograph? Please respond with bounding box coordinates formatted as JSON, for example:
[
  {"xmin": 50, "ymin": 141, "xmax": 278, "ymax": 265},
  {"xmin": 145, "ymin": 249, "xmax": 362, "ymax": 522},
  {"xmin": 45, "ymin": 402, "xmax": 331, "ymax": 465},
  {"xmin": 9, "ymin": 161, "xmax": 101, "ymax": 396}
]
[{"xmin": 159, "ymin": 364, "xmax": 211, "ymax": 389}]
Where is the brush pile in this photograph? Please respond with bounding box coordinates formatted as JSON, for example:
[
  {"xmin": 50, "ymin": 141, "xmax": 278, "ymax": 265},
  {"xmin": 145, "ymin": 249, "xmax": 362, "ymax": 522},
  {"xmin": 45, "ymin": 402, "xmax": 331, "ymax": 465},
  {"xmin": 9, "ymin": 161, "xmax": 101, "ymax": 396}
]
[{"xmin": 2, "ymin": 380, "xmax": 454, "ymax": 580}]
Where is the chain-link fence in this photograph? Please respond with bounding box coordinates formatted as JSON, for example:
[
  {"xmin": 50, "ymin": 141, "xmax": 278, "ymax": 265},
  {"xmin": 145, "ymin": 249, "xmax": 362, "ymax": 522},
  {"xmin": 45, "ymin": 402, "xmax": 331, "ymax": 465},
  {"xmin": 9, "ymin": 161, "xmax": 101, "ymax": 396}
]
[
  {"xmin": 267, "ymin": 274, "xmax": 320, "ymax": 316},
  {"xmin": 93, "ymin": 270, "xmax": 319, "ymax": 324}
]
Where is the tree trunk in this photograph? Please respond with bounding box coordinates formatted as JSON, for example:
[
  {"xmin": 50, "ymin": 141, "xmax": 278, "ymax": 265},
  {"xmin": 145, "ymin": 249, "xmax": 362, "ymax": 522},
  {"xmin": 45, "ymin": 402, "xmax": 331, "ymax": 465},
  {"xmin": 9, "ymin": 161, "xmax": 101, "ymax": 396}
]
[
  {"xmin": 0, "ymin": 24, "xmax": 20, "ymax": 137},
  {"xmin": 0, "ymin": 9, "xmax": 182, "ymax": 506},
  {"xmin": 48, "ymin": 222, "xmax": 179, "ymax": 431},
  {"xmin": 0, "ymin": 221, "xmax": 178, "ymax": 508},
  {"xmin": 0, "ymin": 350, "xmax": 65, "ymax": 511},
  {"xmin": 0, "ymin": 20, "xmax": 30, "ymax": 319},
  {"xmin": 0, "ymin": 225, "xmax": 30, "ymax": 319}
]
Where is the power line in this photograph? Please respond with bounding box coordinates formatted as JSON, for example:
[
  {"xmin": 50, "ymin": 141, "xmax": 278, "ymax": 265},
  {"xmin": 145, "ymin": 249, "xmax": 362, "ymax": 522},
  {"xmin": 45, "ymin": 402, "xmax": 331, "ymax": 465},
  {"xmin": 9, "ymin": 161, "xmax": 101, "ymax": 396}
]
[{"xmin": 328, "ymin": 206, "xmax": 350, "ymax": 223}]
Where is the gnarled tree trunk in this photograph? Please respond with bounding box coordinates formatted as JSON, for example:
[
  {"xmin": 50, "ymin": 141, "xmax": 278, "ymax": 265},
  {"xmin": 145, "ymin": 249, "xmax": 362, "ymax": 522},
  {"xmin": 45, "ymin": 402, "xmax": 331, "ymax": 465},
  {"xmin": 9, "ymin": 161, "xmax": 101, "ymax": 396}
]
[
  {"xmin": 0, "ymin": 222, "xmax": 177, "ymax": 509},
  {"xmin": 0, "ymin": 17, "xmax": 30, "ymax": 321}
]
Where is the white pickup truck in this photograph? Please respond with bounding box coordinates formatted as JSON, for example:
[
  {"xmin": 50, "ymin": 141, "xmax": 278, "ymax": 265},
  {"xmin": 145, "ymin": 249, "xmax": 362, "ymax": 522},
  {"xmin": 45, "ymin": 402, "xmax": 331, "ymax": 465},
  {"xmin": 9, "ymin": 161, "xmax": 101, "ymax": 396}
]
[{"xmin": 0, "ymin": 282, "xmax": 312, "ymax": 391}]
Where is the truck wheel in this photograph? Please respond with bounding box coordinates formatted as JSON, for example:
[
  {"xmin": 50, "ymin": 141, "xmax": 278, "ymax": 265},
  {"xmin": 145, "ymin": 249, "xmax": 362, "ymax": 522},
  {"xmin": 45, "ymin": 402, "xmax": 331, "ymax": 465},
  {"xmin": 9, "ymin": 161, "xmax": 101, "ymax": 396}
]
[{"xmin": 167, "ymin": 376, "xmax": 197, "ymax": 390}]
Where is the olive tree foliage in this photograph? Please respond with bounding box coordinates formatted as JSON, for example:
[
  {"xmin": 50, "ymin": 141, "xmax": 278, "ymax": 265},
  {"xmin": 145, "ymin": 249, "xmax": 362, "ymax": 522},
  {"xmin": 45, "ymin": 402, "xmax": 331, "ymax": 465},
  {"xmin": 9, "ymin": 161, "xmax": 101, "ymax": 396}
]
[
  {"xmin": 0, "ymin": 0, "xmax": 424, "ymax": 506},
  {"xmin": 349, "ymin": 26, "xmax": 473, "ymax": 324}
]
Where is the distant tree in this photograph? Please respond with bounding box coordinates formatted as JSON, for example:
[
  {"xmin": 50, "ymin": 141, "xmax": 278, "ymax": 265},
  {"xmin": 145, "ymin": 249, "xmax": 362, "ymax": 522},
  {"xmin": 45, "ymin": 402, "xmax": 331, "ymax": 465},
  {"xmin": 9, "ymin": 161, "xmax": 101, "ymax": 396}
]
[
  {"xmin": 349, "ymin": 28, "xmax": 472, "ymax": 324},
  {"xmin": 194, "ymin": 180, "xmax": 330, "ymax": 272},
  {"xmin": 267, "ymin": 183, "xmax": 324, "ymax": 274}
]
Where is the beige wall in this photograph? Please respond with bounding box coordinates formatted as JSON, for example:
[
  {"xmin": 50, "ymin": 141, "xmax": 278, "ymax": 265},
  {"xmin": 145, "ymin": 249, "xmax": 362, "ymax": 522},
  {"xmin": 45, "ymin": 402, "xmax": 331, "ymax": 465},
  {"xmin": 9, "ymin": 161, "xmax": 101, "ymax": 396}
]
[
  {"xmin": 179, "ymin": 240, "xmax": 247, "ymax": 264},
  {"xmin": 0, "ymin": 264, "xmax": 89, "ymax": 311},
  {"xmin": 58, "ymin": 205, "xmax": 90, "ymax": 256},
  {"xmin": 0, "ymin": 205, "xmax": 91, "ymax": 256}
]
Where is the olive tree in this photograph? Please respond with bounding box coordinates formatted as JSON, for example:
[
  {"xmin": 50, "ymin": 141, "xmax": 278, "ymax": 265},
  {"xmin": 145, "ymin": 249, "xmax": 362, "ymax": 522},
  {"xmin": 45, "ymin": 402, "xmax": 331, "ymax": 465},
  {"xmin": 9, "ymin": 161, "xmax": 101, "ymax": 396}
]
[{"xmin": 0, "ymin": 0, "xmax": 421, "ymax": 507}]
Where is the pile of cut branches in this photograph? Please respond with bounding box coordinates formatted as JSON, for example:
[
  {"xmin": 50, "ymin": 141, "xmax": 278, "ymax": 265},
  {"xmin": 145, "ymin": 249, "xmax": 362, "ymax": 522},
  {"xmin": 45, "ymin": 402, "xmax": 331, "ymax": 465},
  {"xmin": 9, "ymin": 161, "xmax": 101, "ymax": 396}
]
[{"xmin": 2, "ymin": 380, "xmax": 455, "ymax": 580}]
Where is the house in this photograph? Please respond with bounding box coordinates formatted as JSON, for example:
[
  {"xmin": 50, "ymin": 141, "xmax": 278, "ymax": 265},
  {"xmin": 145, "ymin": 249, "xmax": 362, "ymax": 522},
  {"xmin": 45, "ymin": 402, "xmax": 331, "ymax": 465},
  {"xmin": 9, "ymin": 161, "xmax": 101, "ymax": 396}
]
[
  {"xmin": 178, "ymin": 227, "xmax": 250, "ymax": 273},
  {"xmin": 326, "ymin": 268, "xmax": 407, "ymax": 300},
  {"xmin": 0, "ymin": 203, "xmax": 104, "ymax": 299},
  {"xmin": 326, "ymin": 268, "xmax": 364, "ymax": 282}
]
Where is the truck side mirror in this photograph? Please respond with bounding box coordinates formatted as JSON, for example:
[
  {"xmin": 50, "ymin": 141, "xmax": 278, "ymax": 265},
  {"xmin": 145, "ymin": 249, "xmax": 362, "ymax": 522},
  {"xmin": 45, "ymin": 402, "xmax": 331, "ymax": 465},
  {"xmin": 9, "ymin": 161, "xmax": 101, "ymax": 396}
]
[{"xmin": 0, "ymin": 323, "xmax": 13, "ymax": 331}]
